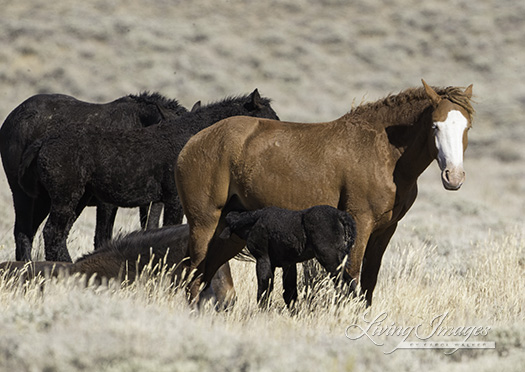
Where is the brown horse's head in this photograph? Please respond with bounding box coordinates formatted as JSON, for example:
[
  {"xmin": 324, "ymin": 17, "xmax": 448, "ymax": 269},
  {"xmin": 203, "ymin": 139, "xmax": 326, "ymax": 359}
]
[{"xmin": 422, "ymin": 80, "xmax": 474, "ymax": 190}]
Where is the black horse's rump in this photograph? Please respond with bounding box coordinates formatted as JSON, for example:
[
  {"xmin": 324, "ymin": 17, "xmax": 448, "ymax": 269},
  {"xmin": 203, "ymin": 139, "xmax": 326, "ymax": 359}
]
[
  {"xmin": 220, "ymin": 205, "xmax": 356, "ymax": 307},
  {"xmin": 19, "ymin": 89, "xmax": 279, "ymax": 262},
  {"xmin": 0, "ymin": 92, "xmax": 187, "ymax": 261}
]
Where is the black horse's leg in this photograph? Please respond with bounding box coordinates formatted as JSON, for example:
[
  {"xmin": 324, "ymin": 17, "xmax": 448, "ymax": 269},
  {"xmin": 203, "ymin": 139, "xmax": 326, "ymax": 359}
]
[
  {"xmin": 282, "ymin": 264, "xmax": 298, "ymax": 307},
  {"xmin": 30, "ymin": 193, "xmax": 52, "ymax": 258},
  {"xmin": 140, "ymin": 202, "xmax": 163, "ymax": 229},
  {"xmin": 173, "ymin": 196, "xmax": 184, "ymax": 224},
  {"xmin": 139, "ymin": 205, "xmax": 148, "ymax": 229},
  {"xmin": 94, "ymin": 202, "xmax": 118, "ymax": 249},
  {"xmin": 360, "ymin": 223, "xmax": 398, "ymax": 306},
  {"xmin": 12, "ymin": 190, "xmax": 39, "ymax": 261},
  {"xmin": 162, "ymin": 200, "xmax": 184, "ymax": 226},
  {"xmin": 43, "ymin": 202, "xmax": 78, "ymax": 262},
  {"xmin": 255, "ymin": 257, "xmax": 275, "ymax": 309}
]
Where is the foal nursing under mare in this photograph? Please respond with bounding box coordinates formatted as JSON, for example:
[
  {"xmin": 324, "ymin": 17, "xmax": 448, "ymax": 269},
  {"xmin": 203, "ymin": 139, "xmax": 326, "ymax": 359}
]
[{"xmin": 176, "ymin": 80, "xmax": 474, "ymax": 306}]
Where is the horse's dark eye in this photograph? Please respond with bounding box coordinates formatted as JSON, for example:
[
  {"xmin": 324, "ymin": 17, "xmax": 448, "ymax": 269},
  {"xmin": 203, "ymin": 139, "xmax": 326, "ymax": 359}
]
[{"xmin": 431, "ymin": 123, "xmax": 438, "ymax": 131}]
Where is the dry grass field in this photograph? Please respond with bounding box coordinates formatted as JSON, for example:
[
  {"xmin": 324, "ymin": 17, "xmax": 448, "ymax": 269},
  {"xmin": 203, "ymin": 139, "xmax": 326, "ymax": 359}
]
[{"xmin": 0, "ymin": 0, "xmax": 524, "ymax": 371}]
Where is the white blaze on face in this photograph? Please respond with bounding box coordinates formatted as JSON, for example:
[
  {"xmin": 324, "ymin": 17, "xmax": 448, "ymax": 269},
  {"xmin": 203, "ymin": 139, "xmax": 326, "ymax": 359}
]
[{"xmin": 433, "ymin": 110, "xmax": 468, "ymax": 171}]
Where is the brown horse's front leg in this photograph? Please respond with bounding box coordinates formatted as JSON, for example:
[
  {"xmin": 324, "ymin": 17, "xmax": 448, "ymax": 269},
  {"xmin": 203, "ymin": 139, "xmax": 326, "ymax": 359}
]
[
  {"xmin": 345, "ymin": 217, "xmax": 374, "ymax": 292},
  {"xmin": 360, "ymin": 223, "xmax": 398, "ymax": 306}
]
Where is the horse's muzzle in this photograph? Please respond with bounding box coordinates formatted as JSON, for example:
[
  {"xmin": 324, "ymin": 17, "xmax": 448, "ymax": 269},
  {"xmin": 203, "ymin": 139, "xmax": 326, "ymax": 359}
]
[{"xmin": 441, "ymin": 167, "xmax": 465, "ymax": 190}]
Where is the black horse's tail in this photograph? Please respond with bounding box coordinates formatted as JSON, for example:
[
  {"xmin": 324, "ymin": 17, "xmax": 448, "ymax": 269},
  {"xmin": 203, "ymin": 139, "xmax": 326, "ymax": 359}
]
[
  {"xmin": 340, "ymin": 212, "xmax": 358, "ymax": 288},
  {"xmin": 18, "ymin": 139, "xmax": 44, "ymax": 197},
  {"xmin": 341, "ymin": 212, "xmax": 357, "ymax": 254}
]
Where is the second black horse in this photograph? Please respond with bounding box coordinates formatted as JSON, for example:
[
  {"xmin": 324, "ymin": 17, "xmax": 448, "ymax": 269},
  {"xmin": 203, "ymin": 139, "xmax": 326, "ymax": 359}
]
[{"xmin": 19, "ymin": 89, "xmax": 280, "ymax": 262}]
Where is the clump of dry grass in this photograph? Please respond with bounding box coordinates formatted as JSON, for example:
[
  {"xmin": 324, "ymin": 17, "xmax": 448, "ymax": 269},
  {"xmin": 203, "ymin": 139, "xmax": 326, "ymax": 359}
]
[
  {"xmin": 374, "ymin": 232, "xmax": 524, "ymax": 324},
  {"xmin": 0, "ymin": 231, "xmax": 522, "ymax": 371}
]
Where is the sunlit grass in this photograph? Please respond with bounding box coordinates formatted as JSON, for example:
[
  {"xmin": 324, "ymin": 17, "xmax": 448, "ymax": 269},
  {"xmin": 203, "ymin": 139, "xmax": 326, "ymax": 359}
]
[{"xmin": 0, "ymin": 230, "xmax": 522, "ymax": 371}]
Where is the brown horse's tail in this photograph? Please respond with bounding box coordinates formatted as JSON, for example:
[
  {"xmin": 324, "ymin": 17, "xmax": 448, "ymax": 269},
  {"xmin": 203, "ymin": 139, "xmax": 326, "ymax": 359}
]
[{"xmin": 18, "ymin": 139, "xmax": 44, "ymax": 197}]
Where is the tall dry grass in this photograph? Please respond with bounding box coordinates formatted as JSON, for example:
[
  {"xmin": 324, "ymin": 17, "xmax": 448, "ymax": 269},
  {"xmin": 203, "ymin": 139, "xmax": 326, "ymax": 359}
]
[{"xmin": 0, "ymin": 229, "xmax": 523, "ymax": 371}]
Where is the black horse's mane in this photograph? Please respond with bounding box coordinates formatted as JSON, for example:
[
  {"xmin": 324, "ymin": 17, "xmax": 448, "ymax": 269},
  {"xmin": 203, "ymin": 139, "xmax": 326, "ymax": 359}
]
[
  {"xmin": 76, "ymin": 225, "xmax": 188, "ymax": 263},
  {"xmin": 193, "ymin": 91, "xmax": 272, "ymax": 113},
  {"xmin": 129, "ymin": 91, "xmax": 187, "ymax": 113}
]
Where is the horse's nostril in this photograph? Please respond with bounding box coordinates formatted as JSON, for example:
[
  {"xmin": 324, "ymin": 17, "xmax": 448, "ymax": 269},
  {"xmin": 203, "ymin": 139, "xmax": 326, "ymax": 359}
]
[{"xmin": 444, "ymin": 169, "xmax": 450, "ymax": 182}]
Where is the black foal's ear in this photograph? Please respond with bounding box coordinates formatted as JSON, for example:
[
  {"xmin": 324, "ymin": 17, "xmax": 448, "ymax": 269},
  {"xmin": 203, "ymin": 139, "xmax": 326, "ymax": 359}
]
[
  {"xmin": 219, "ymin": 227, "xmax": 232, "ymax": 240},
  {"xmin": 155, "ymin": 103, "xmax": 170, "ymax": 120}
]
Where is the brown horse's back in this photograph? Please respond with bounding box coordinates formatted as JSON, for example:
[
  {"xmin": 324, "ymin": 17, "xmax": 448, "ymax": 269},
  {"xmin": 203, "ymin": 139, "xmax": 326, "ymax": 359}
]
[{"xmin": 178, "ymin": 115, "xmax": 389, "ymax": 216}]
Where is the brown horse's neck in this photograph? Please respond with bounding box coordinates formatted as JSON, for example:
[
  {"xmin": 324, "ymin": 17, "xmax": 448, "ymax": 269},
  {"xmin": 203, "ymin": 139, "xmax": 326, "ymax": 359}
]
[
  {"xmin": 391, "ymin": 112, "xmax": 435, "ymax": 193},
  {"xmin": 348, "ymin": 93, "xmax": 436, "ymax": 190}
]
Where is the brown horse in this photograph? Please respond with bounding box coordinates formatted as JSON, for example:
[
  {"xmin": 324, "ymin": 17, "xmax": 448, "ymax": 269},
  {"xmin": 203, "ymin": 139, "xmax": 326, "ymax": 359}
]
[{"xmin": 175, "ymin": 80, "xmax": 474, "ymax": 306}]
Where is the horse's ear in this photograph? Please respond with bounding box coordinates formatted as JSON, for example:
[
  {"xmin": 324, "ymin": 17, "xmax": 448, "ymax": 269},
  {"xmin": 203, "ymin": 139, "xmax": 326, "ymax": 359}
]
[
  {"xmin": 422, "ymin": 79, "xmax": 441, "ymax": 106},
  {"xmin": 155, "ymin": 103, "xmax": 169, "ymax": 120},
  {"xmin": 219, "ymin": 227, "xmax": 232, "ymax": 240},
  {"xmin": 191, "ymin": 101, "xmax": 201, "ymax": 112},
  {"xmin": 464, "ymin": 84, "xmax": 473, "ymax": 99},
  {"xmin": 249, "ymin": 88, "xmax": 264, "ymax": 109}
]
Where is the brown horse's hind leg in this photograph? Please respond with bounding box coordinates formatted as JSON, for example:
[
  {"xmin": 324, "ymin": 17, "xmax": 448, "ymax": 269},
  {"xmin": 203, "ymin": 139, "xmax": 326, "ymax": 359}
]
[
  {"xmin": 200, "ymin": 232, "xmax": 245, "ymax": 307},
  {"xmin": 186, "ymin": 217, "xmax": 222, "ymax": 305},
  {"xmin": 209, "ymin": 262, "xmax": 236, "ymax": 309}
]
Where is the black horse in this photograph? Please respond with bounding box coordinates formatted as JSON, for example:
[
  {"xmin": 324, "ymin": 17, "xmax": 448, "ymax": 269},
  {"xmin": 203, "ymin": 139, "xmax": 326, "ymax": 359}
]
[
  {"xmin": 220, "ymin": 205, "xmax": 357, "ymax": 308},
  {"xmin": 19, "ymin": 89, "xmax": 280, "ymax": 262},
  {"xmin": 0, "ymin": 92, "xmax": 187, "ymax": 260},
  {"xmin": 0, "ymin": 225, "xmax": 235, "ymax": 307}
]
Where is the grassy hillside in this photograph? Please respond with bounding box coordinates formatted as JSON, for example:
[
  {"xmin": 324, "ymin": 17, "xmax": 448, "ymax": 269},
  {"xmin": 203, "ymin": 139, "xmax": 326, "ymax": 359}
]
[{"xmin": 1, "ymin": 0, "xmax": 524, "ymax": 371}]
